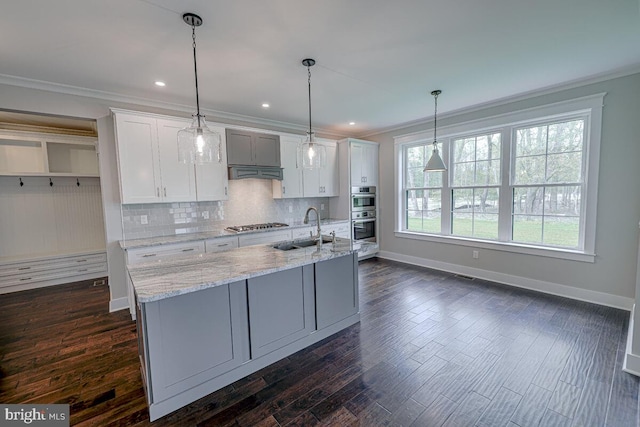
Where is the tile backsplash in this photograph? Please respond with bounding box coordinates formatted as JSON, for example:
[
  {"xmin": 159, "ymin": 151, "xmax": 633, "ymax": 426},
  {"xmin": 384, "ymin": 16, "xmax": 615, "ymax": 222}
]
[{"xmin": 121, "ymin": 179, "xmax": 331, "ymax": 240}]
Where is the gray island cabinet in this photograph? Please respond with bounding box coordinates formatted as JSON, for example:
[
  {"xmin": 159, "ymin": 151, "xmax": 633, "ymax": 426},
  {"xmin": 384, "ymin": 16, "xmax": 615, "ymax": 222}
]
[{"xmin": 129, "ymin": 243, "xmax": 359, "ymax": 421}]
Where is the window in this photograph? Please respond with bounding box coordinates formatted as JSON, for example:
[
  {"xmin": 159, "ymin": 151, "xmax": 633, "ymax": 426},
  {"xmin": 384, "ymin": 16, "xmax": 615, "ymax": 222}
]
[
  {"xmin": 395, "ymin": 94, "xmax": 603, "ymax": 261},
  {"xmin": 451, "ymin": 133, "xmax": 501, "ymax": 240}
]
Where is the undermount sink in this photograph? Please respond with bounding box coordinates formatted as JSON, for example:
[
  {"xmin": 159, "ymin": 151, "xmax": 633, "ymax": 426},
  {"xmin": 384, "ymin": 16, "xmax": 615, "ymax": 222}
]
[{"xmin": 272, "ymin": 237, "xmax": 333, "ymax": 251}]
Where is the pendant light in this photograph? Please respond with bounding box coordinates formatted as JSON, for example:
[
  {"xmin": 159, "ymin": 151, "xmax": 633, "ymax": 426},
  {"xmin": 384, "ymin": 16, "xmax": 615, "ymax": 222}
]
[
  {"xmin": 299, "ymin": 58, "xmax": 326, "ymax": 170},
  {"xmin": 177, "ymin": 13, "xmax": 221, "ymax": 164},
  {"xmin": 423, "ymin": 90, "xmax": 447, "ymax": 172}
]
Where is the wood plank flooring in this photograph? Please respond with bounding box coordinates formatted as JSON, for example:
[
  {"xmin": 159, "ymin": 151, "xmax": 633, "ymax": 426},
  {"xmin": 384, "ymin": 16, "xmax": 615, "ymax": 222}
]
[{"xmin": 1, "ymin": 258, "xmax": 638, "ymax": 426}]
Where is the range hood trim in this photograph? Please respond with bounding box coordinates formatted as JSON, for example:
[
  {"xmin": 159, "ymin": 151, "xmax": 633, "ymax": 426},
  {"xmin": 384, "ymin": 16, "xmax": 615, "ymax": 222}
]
[{"xmin": 228, "ymin": 165, "xmax": 284, "ymax": 181}]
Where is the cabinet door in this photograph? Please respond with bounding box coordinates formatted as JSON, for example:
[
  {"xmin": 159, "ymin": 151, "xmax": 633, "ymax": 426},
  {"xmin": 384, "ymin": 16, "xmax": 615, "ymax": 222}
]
[
  {"xmin": 195, "ymin": 125, "xmax": 229, "ymax": 201},
  {"xmin": 156, "ymin": 119, "xmax": 197, "ymax": 202},
  {"xmin": 114, "ymin": 113, "xmax": 161, "ymax": 204},
  {"xmin": 273, "ymin": 136, "xmax": 303, "ymax": 199},
  {"xmin": 350, "ymin": 142, "xmax": 364, "ymax": 185},
  {"xmin": 320, "ymin": 144, "xmax": 339, "ymax": 196},
  {"xmin": 247, "ymin": 266, "xmax": 315, "ymax": 358},
  {"xmin": 144, "ymin": 281, "xmax": 250, "ymax": 403},
  {"xmin": 302, "ymin": 166, "xmax": 320, "ymax": 197},
  {"xmin": 315, "ymin": 254, "xmax": 358, "ymax": 330},
  {"xmin": 226, "ymin": 129, "xmax": 254, "ymax": 165},
  {"xmin": 254, "ymin": 133, "xmax": 280, "ymax": 167},
  {"xmin": 361, "ymin": 143, "xmax": 379, "ymax": 186}
]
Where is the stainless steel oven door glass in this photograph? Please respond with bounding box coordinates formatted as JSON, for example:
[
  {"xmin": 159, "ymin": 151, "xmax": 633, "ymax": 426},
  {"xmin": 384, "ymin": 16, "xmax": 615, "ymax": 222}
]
[
  {"xmin": 352, "ymin": 218, "xmax": 376, "ymax": 242},
  {"xmin": 351, "ymin": 186, "xmax": 376, "ymax": 212}
]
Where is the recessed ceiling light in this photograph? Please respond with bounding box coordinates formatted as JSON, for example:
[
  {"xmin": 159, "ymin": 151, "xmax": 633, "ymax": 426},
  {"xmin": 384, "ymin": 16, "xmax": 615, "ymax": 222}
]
[
  {"xmin": 349, "ymin": 122, "xmax": 356, "ymax": 126},
  {"xmin": 262, "ymin": 103, "xmax": 270, "ymax": 108},
  {"xmin": 155, "ymin": 81, "xmax": 166, "ymax": 87}
]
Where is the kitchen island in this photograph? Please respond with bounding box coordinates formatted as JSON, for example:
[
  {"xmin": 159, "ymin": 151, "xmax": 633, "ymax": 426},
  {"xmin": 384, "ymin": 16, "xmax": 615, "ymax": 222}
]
[{"xmin": 128, "ymin": 239, "xmax": 359, "ymax": 421}]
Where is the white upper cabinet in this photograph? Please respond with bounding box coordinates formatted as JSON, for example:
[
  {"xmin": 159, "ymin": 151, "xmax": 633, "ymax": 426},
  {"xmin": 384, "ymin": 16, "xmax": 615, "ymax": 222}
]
[
  {"xmin": 302, "ymin": 139, "xmax": 339, "ymax": 197},
  {"xmin": 350, "ymin": 140, "xmax": 378, "ymax": 187},
  {"xmin": 113, "ymin": 112, "xmax": 163, "ymax": 204},
  {"xmin": 113, "ymin": 111, "xmax": 196, "ymax": 204},
  {"xmin": 113, "ymin": 110, "xmax": 230, "ymax": 204},
  {"xmin": 272, "ymin": 135, "xmax": 303, "ymax": 199},
  {"xmin": 155, "ymin": 118, "xmax": 197, "ymax": 202},
  {"xmin": 195, "ymin": 125, "xmax": 229, "ymax": 201}
]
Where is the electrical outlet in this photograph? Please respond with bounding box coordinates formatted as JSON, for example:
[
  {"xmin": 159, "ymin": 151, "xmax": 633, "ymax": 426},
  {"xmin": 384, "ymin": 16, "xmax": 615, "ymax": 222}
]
[
  {"xmin": 473, "ymin": 250, "xmax": 479, "ymax": 259},
  {"xmin": 140, "ymin": 215, "xmax": 148, "ymax": 225},
  {"xmin": 289, "ymin": 205, "xmax": 293, "ymax": 213},
  {"xmin": 203, "ymin": 211, "xmax": 209, "ymax": 219},
  {"xmin": 320, "ymin": 203, "xmax": 325, "ymax": 210}
]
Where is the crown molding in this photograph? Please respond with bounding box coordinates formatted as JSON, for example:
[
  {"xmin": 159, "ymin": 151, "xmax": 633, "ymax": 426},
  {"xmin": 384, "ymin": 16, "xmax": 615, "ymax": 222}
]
[
  {"xmin": 357, "ymin": 63, "xmax": 640, "ymax": 139},
  {"xmin": 0, "ymin": 74, "xmax": 349, "ymax": 140}
]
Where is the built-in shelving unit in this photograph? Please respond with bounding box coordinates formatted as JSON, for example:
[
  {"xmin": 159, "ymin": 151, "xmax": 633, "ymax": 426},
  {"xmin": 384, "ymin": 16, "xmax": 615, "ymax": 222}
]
[{"xmin": 0, "ymin": 130, "xmax": 99, "ymax": 177}]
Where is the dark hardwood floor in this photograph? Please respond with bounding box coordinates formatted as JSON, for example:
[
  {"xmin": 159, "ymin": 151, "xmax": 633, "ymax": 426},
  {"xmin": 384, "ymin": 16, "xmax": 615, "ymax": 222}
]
[{"xmin": 1, "ymin": 258, "xmax": 638, "ymax": 426}]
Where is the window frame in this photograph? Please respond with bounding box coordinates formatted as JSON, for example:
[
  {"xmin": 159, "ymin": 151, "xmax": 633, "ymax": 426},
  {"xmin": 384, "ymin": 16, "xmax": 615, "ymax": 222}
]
[{"xmin": 394, "ymin": 93, "xmax": 604, "ymax": 263}]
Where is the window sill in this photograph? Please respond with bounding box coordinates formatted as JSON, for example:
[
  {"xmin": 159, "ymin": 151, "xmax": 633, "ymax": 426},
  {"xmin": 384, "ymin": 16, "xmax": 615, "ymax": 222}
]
[{"xmin": 394, "ymin": 230, "xmax": 595, "ymax": 263}]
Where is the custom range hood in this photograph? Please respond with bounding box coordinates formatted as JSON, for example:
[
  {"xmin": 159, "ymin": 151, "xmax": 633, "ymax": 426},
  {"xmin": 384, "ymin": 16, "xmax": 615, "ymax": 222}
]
[{"xmin": 226, "ymin": 128, "xmax": 283, "ymax": 180}]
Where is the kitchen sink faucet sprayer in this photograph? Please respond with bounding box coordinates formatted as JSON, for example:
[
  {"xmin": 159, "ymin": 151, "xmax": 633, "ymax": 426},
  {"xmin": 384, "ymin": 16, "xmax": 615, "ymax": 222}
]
[{"xmin": 303, "ymin": 207, "xmax": 322, "ymax": 250}]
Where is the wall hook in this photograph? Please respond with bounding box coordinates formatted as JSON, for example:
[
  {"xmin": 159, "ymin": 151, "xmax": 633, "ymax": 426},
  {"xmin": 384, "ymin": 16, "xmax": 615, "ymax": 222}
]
[
  {"xmin": 19, "ymin": 178, "xmax": 24, "ymax": 187},
  {"xmin": 49, "ymin": 178, "xmax": 53, "ymax": 187},
  {"xmin": 76, "ymin": 178, "xmax": 80, "ymax": 187}
]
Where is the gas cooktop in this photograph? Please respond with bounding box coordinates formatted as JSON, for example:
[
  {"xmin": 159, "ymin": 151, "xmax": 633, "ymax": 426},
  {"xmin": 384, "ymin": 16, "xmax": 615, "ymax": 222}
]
[{"xmin": 225, "ymin": 222, "xmax": 289, "ymax": 233}]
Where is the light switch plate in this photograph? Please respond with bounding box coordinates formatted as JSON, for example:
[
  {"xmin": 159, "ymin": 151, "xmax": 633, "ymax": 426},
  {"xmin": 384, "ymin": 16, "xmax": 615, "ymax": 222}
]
[
  {"xmin": 140, "ymin": 215, "xmax": 148, "ymax": 225},
  {"xmin": 203, "ymin": 211, "xmax": 209, "ymax": 219},
  {"xmin": 320, "ymin": 203, "xmax": 325, "ymax": 210}
]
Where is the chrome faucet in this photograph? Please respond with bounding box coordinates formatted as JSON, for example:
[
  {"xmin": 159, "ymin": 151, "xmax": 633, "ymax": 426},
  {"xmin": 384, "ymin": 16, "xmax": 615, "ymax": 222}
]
[{"xmin": 303, "ymin": 207, "xmax": 322, "ymax": 249}]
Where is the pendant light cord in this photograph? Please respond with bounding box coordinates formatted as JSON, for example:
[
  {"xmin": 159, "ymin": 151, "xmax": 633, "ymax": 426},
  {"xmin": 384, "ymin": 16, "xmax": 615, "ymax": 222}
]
[
  {"xmin": 191, "ymin": 25, "xmax": 202, "ymax": 128},
  {"xmin": 307, "ymin": 65, "xmax": 313, "ymax": 137},
  {"xmin": 433, "ymin": 91, "xmax": 438, "ymax": 148}
]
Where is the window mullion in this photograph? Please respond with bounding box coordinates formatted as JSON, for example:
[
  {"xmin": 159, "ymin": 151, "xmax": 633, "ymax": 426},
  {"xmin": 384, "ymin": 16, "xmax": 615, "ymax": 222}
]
[
  {"xmin": 498, "ymin": 127, "xmax": 512, "ymax": 241},
  {"xmin": 441, "ymin": 138, "xmax": 452, "ymax": 235}
]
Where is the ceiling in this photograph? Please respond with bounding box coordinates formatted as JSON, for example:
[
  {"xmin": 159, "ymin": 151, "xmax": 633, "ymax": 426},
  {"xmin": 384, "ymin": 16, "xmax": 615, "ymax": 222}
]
[{"xmin": 1, "ymin": 0, "xmax": 639, "ymax": 137}]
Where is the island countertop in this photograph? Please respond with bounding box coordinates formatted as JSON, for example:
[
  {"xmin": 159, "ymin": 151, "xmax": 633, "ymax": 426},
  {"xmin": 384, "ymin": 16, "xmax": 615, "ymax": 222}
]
[{"xmin": 128, "ymin": 239, "xmax": 354, "ymax": 303}]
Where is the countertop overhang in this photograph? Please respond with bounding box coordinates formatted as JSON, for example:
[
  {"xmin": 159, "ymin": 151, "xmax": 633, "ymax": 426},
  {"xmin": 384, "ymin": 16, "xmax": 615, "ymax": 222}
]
[{"xmin": 128, "ymin": 239, "xmax": 354, "ymax": 303}]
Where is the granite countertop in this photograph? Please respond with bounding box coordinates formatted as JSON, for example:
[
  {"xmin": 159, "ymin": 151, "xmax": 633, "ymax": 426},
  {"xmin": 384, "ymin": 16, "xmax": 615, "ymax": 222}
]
[
  {"xmin": 120, "ymin": 218, "xmax": 350, "ymax": 250},
  {"xmin": 128, "ymin": 237, "xmax": 354, "ymax": 303}
]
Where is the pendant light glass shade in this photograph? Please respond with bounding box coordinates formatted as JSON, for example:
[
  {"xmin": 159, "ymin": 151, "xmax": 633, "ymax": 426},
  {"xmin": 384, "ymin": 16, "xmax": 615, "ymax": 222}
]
[
  {"xmin": 300, "ymin": 132, "xmax": 327, "ymax": 169},
  {"xmin": 178, "ymin": 115, "xmax": 222, "ymax": 164},
  {"xmin": 424, "ymin": 89, "xmax": 447, "ymax": 172},
  {"xmin": 177, "ymin": 13, "xmax": 220, "ymax": 164},
  {"xmin": 300, "ymin": 58, "xmax": 326, "ymax": 170}
]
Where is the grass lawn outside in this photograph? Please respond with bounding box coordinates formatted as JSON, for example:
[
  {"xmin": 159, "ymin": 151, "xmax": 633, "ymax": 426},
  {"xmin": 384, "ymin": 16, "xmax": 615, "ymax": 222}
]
[{"xmin": 406, "ymin": 216, "xmax": 579, "ymax": 248}]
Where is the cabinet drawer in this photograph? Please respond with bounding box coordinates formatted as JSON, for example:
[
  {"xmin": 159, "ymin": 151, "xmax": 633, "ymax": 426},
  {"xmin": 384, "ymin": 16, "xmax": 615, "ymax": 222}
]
[
  {"xmin": 205, "ymin": 236, "xmax": 239, "ymax": 253},
  {"xmin": 0, "ymin": 262, "xmax": 107, "ymax": 289},
  {"xmin": 0, "ymin": 252, "xmax": 107, "ymax": 278},
  {"xmin": 127, "ymin": 241, "xmax": 205, "ymax": 265}
]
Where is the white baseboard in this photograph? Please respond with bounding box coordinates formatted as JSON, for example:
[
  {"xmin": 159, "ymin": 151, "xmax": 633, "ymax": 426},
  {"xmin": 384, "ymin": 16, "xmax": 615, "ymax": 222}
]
[
  {"xmin": 377, "ymin": 250, "xmax": 633, "ymax": 311},
  {"xmin": 109, "ymin": 296, "xmax": 129, "ymax": 313},
  {"xmin": 624, "ymin": 306, "xmax": 640, "ymax": 377}
]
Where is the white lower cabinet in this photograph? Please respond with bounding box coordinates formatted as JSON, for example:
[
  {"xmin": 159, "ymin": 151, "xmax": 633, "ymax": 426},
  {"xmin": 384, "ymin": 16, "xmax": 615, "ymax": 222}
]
[{"xmin": 0, "ymin": 251, "xmax": 107, "ymax": 293}]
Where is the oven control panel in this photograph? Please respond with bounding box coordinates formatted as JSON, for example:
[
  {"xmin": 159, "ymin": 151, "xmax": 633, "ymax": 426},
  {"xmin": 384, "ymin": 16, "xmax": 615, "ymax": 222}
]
[{"xmin": 352, "ymin": 211, "xmax": 376, "ymax": 219}]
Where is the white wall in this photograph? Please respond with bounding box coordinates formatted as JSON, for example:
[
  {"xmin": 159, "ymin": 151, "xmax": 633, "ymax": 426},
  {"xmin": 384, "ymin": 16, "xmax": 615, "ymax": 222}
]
[{"xmin": 368, "ymin": 72, "xmax": 640, "ymax": 307}]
